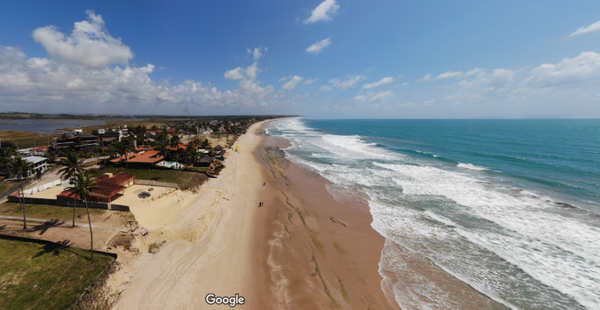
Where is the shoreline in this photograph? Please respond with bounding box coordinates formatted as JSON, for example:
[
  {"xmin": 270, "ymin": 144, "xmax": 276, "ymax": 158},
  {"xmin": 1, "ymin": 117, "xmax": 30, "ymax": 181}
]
[
  {"xmin": 250, "ymin": 123, "xmax": 401, "ymax": 309},
  {"xmin": 106, "ymin": 118, "xmax": 400, "ymax": 309}
]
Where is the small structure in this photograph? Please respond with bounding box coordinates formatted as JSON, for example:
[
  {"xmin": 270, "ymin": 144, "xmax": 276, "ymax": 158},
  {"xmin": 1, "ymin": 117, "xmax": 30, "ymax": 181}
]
[
  {"xmin": 213, "ymin": 145, "xmax": 223, "ymax": 153},
  {"xmin": 57, "ymin": 172, "xmax": 135, "ymax": 203},
  {"xmin": 23, "ymin": 156, "xmax": 48, "ymax": 177},
  {"xmin": 197, "ymin": 155, "xmax": 214, "ymax": 167}
]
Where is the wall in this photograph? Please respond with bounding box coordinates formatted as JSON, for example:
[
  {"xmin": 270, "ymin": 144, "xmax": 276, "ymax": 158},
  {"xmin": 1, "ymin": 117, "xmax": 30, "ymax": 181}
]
[{"xmin": 7, "ymin": 196, "xmax": 130, "ymax": 212}]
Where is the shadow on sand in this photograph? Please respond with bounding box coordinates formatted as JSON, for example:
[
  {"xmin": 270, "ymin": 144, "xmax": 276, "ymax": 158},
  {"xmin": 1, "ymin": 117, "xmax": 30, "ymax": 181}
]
[{"xmin": 28, "ymin": 219, "xmax": 66, "ymax": 235}]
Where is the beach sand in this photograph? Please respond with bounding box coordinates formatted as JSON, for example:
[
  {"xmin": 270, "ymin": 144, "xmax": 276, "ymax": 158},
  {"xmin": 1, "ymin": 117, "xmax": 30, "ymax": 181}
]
[{"xmin": 108, "ymin": 120, "xmax": 399, "ymax": 309}]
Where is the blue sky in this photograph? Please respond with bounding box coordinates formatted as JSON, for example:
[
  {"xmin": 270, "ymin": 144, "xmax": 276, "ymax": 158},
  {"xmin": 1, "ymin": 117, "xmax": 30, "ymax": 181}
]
[{"xmin": 1, "ymin": 0, "xmax": 600, "ymax": 118}]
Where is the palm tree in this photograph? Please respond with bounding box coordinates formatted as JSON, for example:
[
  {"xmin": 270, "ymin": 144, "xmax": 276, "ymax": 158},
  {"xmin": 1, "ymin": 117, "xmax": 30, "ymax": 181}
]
[
  {"xmin": 118, "ymin": 138, "xmax": 135, "ymax": 173},
  {"xmin": 169, "ymin": 135, "xmax": 181, "ymax": 150},
  {"xmin": 188, "ymin": 138, "xmax": 201, "ymax": 151},
  {"xmin": 156, "ymin": 144, "xmax": 170, "ymax": 161},
  {"xmin": 200, "ymin": 138, "xmax": 211, "ymax": 149},
  {"xmin": 58, "ymin": 153, "xmax": 84, "ymax": 227},
  {"xmin": 0, "ymin": 147, "xmax": 15, "ymax": 175},
  {"xmin": 68, "ymin": 172, "xmax": 99, "ymax": 259},
  {"xmin": 45, "ymin": 148, "xmax": 57, "ymax": 163},
  {"xmin": 11, "ymin": 157, "xmax": 33, "ymax": 229}
]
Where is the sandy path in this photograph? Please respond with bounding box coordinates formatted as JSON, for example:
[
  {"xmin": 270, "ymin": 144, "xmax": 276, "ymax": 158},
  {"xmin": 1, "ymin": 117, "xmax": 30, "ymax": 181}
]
[{"xmin": 111, "ymin": 122, "xmax": 267, "ymax": 309}]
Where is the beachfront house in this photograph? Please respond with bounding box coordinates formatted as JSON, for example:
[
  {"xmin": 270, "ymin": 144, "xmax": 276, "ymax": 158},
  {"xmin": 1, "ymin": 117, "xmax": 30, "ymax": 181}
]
[
  {"xmin": 23, "ymin": 156, "xmax": 48, "ymax": 177},
  {"xmin": 57, "ymin": 172, "xmax": 135, "ymax": 204}
]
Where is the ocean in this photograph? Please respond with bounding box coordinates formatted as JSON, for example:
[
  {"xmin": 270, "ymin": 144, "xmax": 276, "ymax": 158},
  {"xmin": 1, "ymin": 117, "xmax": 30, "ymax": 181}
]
[{"xmin": 267, "ymin": 118, "xmax": 600, "ymax": 310}]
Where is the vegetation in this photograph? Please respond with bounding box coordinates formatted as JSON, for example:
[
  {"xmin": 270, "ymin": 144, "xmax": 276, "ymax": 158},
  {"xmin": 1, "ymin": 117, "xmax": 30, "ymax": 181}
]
[
  {"xmin": 67, "ymin": 172, "xmax": 99, "ymax": 259},
  {"xmin": 0, "ymin": 238, "xmax": 113, "ymax": 310},
  {"xmin": 0, "ymin": 202, "xmax": 105, "ymax": 222},
  {"xmin": 10, "ymin": 157, "xmax": 33, "ymax": 229},
  {"xmin": 0, "ymin": 130, "xmax": 54, "ymax": 149},
  {"xmin": 88, "ymin": 166, "xmax": 208, "ymax": 191},
  {"xmin": 58, "ymin": 153, "xmax": 85, "ymax": 227}
]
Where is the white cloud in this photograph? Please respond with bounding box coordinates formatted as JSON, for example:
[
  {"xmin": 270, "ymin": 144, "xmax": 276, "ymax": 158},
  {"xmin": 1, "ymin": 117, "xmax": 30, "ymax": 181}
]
[
  {"xmin": 329, "ymin": 75, "xmax": 366, "ymax": 90},
  {"xmin": 437, "ymin": 71, "xmax": 464, "ymax": 79},
  {"xmin": 353, "ymin": 90, "xmax": 393, "ymax": 102},
  {"xmin": 569, "ymin": 20, "xmax": 600, "ymax": 37},
  {"xmin": 0, "ymin": 44, "xmax": 278, "ymax": 113},
  {"xmin": 304, "ymin": 0, "xmax": 339, "ymax": 24},
  {"xmin": 303, "ymin": 78, "xmax": 318, "ymax": 84},
  {"xmin": 363, "ymin": 76, "xmax": 395, "ymax": 89},
  {"xmin": 465, "ymin": 68, "xmax": 484, "ymax": 77},
  {"xmin": 306, "ymin": 38, "xmax": 331, "ymax": 54},
  {"xmin": 524, "ymin": 51, "xmax": 600, "ymax": 87},
  {"xmin": 418, "ymin": 74, "xmax": 432, "ymax": 82},
  {"xmin": 319, "ymin": 85, "xmax": 333, "ymax": 91},
  {"xmin": 395, "ymin": 82, "xmax": 409, "ymax": 87},
  {"xmin": 282, "ymin": 76, "xmax": 303, "ymax": 90},
  {"xmin": 32, "ymin": 10, "xmax": 133, "ymax": 68},
  {"xmin": 370, "ymin": 90, "xmax": 393, "ymax": 101},
  {"xmin": 247, "ymin": 47, "xmax": 267, "ymax": 60},
  {"xmin": 224, "ymin": 67, "xmax": 246, "ymax": 80},
  {"xmin": 279, "ymin": 77, "xmax": 288, "ymax": 82}
]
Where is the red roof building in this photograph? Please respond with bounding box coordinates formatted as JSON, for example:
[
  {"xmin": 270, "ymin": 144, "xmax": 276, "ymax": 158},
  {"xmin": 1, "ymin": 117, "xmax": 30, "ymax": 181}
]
[
  {"xmin": 57, "ymin": 172, "xmax": 135, "ymax": 203},
  {"xmin": 110, "ymin": 150, "xmax": 165, "ymax": 164}
]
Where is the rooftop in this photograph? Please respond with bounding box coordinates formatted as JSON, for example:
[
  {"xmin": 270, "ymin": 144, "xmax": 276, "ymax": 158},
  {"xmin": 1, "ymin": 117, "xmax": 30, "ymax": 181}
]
[
  {"xmin": 23, "ymin": 156, "xmax": 47, "ymax": 164},
  {"xmin": 110, "ymin": 150, "xmax": 164, "ymax": 164}
]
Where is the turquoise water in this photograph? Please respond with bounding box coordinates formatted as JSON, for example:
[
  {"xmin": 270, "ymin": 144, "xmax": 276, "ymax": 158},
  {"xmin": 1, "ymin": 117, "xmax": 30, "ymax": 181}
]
[{"xmin": 268, "ymin": 118, "xmax": 600, "ymax": 310}]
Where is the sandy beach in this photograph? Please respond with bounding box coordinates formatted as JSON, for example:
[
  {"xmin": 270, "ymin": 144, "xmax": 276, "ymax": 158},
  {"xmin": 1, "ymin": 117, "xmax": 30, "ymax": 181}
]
[{"xmin": 108, "ymin": 120, "xmax": 399, "ymax": 309}]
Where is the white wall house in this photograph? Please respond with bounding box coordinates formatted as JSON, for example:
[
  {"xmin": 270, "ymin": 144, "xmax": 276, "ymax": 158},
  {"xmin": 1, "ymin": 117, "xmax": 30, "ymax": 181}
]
[{"xmin": 23, "ymin": 156, "xmax": 48, "ymax": 178}]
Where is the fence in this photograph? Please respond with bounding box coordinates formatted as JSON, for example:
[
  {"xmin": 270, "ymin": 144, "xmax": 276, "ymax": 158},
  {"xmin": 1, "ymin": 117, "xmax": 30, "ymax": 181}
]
[
  {"xmin": 21, "ymin": 179, "xmax": 62, "ymax": 196},
  {"xmin": 133, "ymin": 179, "xmax": 179, "ymax": 189},
  {"xmin": 7, "ymin": 196, "xmax": 130, "ymax": 212}
]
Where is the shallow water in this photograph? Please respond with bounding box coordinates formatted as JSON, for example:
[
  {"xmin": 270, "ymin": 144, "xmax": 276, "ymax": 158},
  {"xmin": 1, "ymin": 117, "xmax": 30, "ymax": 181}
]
[{"xmin": 0, "ymin": 119, "xmax": 107, "ymax": 134}]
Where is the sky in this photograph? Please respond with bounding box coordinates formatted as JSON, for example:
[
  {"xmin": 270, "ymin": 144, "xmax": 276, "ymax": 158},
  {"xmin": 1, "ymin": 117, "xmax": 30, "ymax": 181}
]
[{"xmin": 1, "ymin": 0, "xmax": 600, "ymax": 118}]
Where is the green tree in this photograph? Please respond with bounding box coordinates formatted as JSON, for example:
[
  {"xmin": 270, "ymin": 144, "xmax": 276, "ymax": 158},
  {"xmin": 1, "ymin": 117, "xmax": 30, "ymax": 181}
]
[
  {"xmin": 10, "ymin": 157, "xmax": 33, "ymax": 229},
  {"xmin": 58, "ymin": 153, "xmax": 84, "ymax": 226},
  {"xmin": 200, "ymin": 139, "xmax": 211, "ymax": 149},
  {"xmin": 67, "ymin": 172, "xmax": 99, "ymax": 259},
  {"xmin": 118, "ymin": 138, "xmax": 136, "ymax": 173},
  {"xmin": 0, "ymin": 147, "xmax": 16, "ymax": 175},
  {"xmin": 156, "ymin": 144, "xmax": 170, "ymax": 161},
  {"xmin": 169, "ymin": 135, "xmax": 181, "ymax": 149}
]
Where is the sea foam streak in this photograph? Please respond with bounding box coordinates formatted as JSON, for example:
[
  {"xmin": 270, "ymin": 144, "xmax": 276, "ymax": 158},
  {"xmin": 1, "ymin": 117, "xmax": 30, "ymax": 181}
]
[{"xmin": 270, "ymin": 118, "xmax": 598, "ymax": 310}]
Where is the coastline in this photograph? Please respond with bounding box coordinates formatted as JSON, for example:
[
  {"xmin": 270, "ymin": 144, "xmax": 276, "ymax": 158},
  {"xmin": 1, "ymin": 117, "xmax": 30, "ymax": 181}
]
[
  {"xmin": 107, "ymin": 119, "xmax": 399, "ymax": 309},
  {"xmin": 249, "ymin": 123, "xmax": 401, "ymax": 309}
]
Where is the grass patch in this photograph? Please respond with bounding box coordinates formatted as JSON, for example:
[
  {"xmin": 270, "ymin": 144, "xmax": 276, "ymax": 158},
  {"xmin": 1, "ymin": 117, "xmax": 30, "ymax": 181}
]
[
  {"xmin": 0, "ymin": 181, "xmax": 26, "ymax": 196},
  {"xmin": 87, "ymin": 166, "xmax": 208, "ymax": 191},
  {"xmin": 0, "ymin": 238, "xmax": 113, "ymax": 310},
  {"xmin": 0, "ymin": 131, "xmax": 54, "ymax": 149},
  {"xmin": 108, "ymin": 233, "xmax": 135, "ymax": 252},
  {"xmin": 0, "ymin": 202, "xmax": 105, "ymax": 222}
]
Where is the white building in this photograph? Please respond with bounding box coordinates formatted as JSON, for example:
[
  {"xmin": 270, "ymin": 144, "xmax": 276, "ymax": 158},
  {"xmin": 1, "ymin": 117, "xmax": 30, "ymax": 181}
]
[{"xmin": 23, "ymin": 156, "xmax": 48, "ymax": 178}]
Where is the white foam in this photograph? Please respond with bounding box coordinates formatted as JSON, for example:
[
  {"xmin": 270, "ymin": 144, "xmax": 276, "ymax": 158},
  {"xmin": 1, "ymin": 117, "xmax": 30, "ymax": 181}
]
[
  {"xmin": 457, "ymin": 162, "xmax": 489, "ymax": 171},
  {"xmin": 269, "ymin": 117, "xmax": 600, "ymax": 309}
]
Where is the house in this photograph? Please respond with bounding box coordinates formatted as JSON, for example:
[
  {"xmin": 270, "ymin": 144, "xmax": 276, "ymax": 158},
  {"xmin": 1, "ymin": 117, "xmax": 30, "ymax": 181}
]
[
  {"xmin": 30, "ymin": 146, "xmax": 48, "ymax": 156},
  {"xmin": 54, "ymin": 133, "xmax": 99, "ymax": 150},
  {"xmin": 197, "ymin": 155, "xmax": 214, "ymax": 167},
  {"xmin": 110, "ymin": 149, "xmax": 165, "ymax": 165},
  {"xmin": 57, "ymin": 172, "xmax": 135, "ymax": 203},
  {"xmin": 213, "ymin": 145, "xmax": 223, "ymax": 152},
  {"xmin": 23, "ymin": 156, "xmax": 48, "ymax": 177}
]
